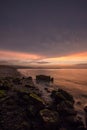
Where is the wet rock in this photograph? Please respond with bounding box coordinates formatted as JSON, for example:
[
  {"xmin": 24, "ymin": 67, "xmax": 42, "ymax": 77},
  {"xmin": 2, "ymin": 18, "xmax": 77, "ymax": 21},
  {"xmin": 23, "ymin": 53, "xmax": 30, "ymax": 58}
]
[
  {"xmin": 27, "ymin": 93, "xmax": 45, "ymax": 117},
  {"xmin": 27, "ymin": 76, "xmax": 33, "ymax": 81},
  {"xmin": 0, "ymin": 81, "xmax": 10, "ymax": 90},
  {"xmin": 36, "ymin": 75, "xmax": 53, "ymax": 83},
  {"xmin": 84, "ymin": 105, "xmax": 87, "ymax": 113},
  {"xmin": 51, "ymin": 89, "xmax": 74, "ymax": 104},
  {"xmin": 12, "ymin": 78, "xmax": 21, "ymax": 85},
  {"xmin": 17, "ymin": 121, "xmax": 31, "ymax": 130},
  {"xmin": 76, "ymin": 101, "xmax": 82, "ymax": 105},
  {"xmin": 40, "ymin": 109, "xmax": 60, "ymax": 129},
  {"xmin": 29, "ymin": 93, "xmax": 45, "ymax": 108},
  {"xmin": 44, "ymin": 87, "xmax": 50, "ymax": 93},
  {"xmin": 0, "ymin": 90, "xmax": 7, "ymax": 98},
  {"xmin": 84, "ymin": 104, "xmax": 87, "ymax": 128},
  {"xmin": 57, "ymin": 102, "xmax": 77, "ymax": 116}
]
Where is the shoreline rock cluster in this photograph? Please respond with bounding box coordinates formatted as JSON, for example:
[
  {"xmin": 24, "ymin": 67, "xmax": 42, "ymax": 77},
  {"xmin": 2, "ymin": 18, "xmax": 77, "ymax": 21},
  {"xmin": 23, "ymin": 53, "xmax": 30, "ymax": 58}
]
[{"xmin": 0, "ymin": 75, "xmax": 87, "ymax": 130}]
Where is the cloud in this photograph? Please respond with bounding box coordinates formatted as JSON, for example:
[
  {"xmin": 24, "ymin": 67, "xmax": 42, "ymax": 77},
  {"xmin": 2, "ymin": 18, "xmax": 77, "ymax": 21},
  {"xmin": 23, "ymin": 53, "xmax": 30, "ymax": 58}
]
[
  {"xmin": 0, "ymin": 50, "xmax": 87, "ymax": 66},
  {"xmin": 35, "ymin": 61, "xmax": 51, "ymax": 64},
  {"xmin": 43, "ymin": 52, "xmax": 87, "ymax": 65},
  {"xmin": 0, "ymin": 50, "xmax": 44, "ymax": 65},
  {"xmin": 0, "ymin": 50, "xmax": 42, "ymax": 60}
]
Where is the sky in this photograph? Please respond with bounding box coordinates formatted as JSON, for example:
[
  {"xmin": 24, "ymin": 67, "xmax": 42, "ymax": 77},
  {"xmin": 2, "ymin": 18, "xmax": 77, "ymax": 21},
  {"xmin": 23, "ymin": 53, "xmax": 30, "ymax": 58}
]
[{"xmin": 0, "ymin": 0, "xmax": 87, "ymax": 66}]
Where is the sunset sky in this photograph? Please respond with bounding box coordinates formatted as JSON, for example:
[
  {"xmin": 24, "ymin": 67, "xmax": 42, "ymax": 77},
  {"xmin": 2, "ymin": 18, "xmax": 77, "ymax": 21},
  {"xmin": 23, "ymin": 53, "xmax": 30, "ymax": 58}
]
[{"xmin": 0, "ymin": 0, "xmax": 87, "ymax": 66}]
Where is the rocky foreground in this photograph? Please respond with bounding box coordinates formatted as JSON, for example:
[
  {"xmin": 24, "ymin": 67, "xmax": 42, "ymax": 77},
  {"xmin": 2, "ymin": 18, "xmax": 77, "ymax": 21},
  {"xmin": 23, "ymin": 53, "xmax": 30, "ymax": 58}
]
[{"xmin": 0, "ymin": 76, "xmax": 87, "ymax": 130}]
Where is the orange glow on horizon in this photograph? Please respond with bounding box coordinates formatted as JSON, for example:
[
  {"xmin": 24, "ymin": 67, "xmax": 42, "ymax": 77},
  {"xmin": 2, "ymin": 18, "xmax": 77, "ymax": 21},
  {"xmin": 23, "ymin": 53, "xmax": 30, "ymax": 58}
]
[
  {"xmin": 0, "ymin": 50, "xmax": 42, "ymax": 60},
  {"xmin": 0, "ymin": 50, "xmax": 87, "ymax": 65},
  {"xmin": 44, "ymin": 52, "xmax": 87, "ymax": 65}
]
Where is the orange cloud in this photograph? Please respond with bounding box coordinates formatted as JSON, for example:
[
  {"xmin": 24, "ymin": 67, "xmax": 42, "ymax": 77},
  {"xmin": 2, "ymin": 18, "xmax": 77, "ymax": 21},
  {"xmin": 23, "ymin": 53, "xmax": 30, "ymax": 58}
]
[
  {"xmin": 44, "ymin": 52, "xmax": 87, "ymax": 65},
  {"xmin": 0, "ymin": 50, "xmax": 42, "ymax": 60},
  {"xmin": 0, "ymin": 50, "xmax": 87, "ymax": 65}
]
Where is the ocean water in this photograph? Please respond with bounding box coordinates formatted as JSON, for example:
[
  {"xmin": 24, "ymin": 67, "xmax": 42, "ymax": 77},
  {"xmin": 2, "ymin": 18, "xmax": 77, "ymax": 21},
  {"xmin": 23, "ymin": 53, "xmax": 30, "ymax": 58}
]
[{"xmin": 18, "ymin": 69, "xmax": 87, "ymax": 105}]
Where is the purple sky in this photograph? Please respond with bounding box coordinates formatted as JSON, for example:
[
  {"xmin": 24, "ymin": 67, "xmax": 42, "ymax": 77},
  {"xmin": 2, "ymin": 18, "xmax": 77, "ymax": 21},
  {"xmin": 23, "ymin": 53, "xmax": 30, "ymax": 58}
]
[{"xmin": 0, "ymin": 0, "xmax": 87, "ymax": 65}]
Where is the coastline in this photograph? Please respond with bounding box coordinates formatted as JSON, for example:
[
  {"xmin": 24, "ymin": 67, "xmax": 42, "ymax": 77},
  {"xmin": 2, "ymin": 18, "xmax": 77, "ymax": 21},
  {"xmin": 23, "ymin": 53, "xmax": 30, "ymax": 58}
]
[{"xmin": 0, "ymin": 67, "xmax": 87, "ymax": 129}]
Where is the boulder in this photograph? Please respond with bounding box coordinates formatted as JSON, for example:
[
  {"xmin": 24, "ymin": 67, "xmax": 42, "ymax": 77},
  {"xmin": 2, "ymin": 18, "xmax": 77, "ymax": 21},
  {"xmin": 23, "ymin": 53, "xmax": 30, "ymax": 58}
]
[
  {"xmin": 0, "ymin": 90, "xmax": 6, "ymax": 98},
  {"xmin": 27, "ymin": 93, "xmax": 45, "ymax": 117},
  {"xmin": 36, "ymin": 75, "xmax": 53, "ymax": 83},
  {"xmin": 40, "ymin": 109, "xmax": 60, "ymax": 129},
  {"xmin": 51, "ymin": 89, "xmax": 74, "ymax": 104},
  {"xmin": 84, "ymin": 105, "xmax": 87, "ymax": 113},
  {"xmin": 57, "ymin": 101, "xmax": 77, "ymax": 116},
  {"xmin": 84, "ymin": 104, "xmax": 87, "ymax": 128}
]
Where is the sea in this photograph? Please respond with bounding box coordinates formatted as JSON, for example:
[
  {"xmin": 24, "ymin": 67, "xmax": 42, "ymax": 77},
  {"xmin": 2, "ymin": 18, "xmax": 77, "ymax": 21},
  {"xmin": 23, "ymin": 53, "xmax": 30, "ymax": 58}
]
[{"xmin": 18, "ymin": 69, "xmax": 87, "ymax": 103}]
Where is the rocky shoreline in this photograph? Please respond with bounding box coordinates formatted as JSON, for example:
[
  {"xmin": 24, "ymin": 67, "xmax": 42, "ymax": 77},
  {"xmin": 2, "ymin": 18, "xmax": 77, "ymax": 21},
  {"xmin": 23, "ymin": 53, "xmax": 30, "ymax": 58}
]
[{"xmin": 0, "ymin": 74, "xmax": 87, "ymax": 130}]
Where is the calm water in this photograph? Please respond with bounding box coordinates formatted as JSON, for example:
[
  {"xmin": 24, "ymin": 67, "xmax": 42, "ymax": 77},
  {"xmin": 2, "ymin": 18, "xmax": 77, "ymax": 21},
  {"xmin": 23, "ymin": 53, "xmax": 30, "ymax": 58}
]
[{"xmin": 18, "ymin": 69, "xmax": 87, "ymax": 97}]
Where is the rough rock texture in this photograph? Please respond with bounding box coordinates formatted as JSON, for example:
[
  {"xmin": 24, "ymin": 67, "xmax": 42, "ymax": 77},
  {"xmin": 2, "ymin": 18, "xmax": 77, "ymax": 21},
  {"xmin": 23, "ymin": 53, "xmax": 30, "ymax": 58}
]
[{"xmin": 0, "ymin": 76, "xmax": 86, "ymax": 130}]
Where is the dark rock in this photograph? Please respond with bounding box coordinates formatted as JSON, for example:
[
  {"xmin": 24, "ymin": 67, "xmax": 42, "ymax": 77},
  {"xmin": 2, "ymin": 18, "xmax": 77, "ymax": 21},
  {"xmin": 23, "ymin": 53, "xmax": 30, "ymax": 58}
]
[
  {"xmin": 27, "ymin": 76, "xmax": 33, "ymax": 81},
  {"xmin": 76, "ymin": 101, "xmax": 82, "ymax": 105},
  {"xmin": 0, "ymin": 90, "xmax": 6, "ymax": 98},
  {"xmin": 57, "ymin": 101, "xmax": 77, "ymax": 116},
  {"xmin": 84, "ymin": 105, "xmax": 87, "ymax": 113},
  {"xmin": 84, "ymin": 105, "xmax": 87, "ymax": 128},
  {"xmin": 40, "ymin": 109, "xmax": 60, "ymax": 129},
  {"xmin": 12, "ymin": 78, "xmax": 21, "ymax": 85},
  {"xmin": 29, "ymin": 93, "xmax": 45, "ymax": 108},
  {"xmin": 65, "ymin": 116, "xmax": 85, "ymax": 130},
  {"xmin": 17, "ymin": 121, "xmax": 31, "ymax": 130},
  {"xmin": 0, "ymin": 81, "xmax": 10, "ymax": 90},
  {"xmin": 27, "ymin": 93, "xmax": 45, "ymax": 117},
  {"xmin": 44, "ymin": 88, "xmax": 50, "ymax": 93},
  {"xmin": 51, "ymin": 89, "xmax": 74, "ymax": 104},
  {"xmin": 36, "ymin": 75, "xmax": 53, "ymax": 83}
]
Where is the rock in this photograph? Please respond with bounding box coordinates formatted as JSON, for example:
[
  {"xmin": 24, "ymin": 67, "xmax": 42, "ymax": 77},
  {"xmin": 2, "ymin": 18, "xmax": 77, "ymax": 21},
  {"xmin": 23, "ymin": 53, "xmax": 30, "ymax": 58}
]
[
  {"xmin": 51, "ymin": 89, "xmax": 74, "ymax": 104},
  {"xmin": 17, "ymin": 121, "xmax": 31, "ymax": 130},
  {"xmin": 27, "ymin": 93, "xmax": 45, "ymax": 117},
  {"xmin": 84, "ymin": 105, "xmax": 87, "ymax": 113},
  {"xmin": 84, "ymin": 104, "xmax": 87, "ymax": 128},
  {"xmin": 40, "ymin": 109, "xmax": 60, "ymax": 129},
  {"xmin": 0, "ymin": 81, "xmax": 10, "ymax": 90},
  {"xmin": 76, "ymin": 101, "xmax": 82, "ymax": 105},
  {"xmin": 12, "ymin": 78, "xmax": 21, "ymax": 85},
  {"xmin": 27, "ymin": 76, "xmax": 33, "ymax": 81},
  {"xmin": 57, "ymin": 101, "xmax": 77, "ymax": 116},
  {"xmin": 36, "ymin": 75, "xmax": 53, "ymax": 83},
  {"xmin": 44, "ymin": 88, "xmax": 50, "ymax": 93},
  {"xmin": 0, "ymin": 90, "xmax": 6, "ymax": 98},
  {"xmin": 65, "ymin": 116, "xmax": 85, "ymax": 130}
]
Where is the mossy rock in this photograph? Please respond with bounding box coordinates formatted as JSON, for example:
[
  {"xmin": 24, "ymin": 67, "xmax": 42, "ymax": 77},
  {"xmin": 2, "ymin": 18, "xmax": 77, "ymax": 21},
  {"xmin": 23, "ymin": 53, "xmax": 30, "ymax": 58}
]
[
  {"xmin": 40, "ymin": 109, "xmax": 60, "ymax": 129},
  {"xmin": 58, "ymin": 89, "xmax": 74, "ymax": 103},
  {"xmin": 51, "ymin": 89, "xmax": 74, "ymax": 104},
  {"xmin": 26, "ymin": 93, "xmax": 45, "ymax": 117},
  {"xmin": 17, "ymin": 121, "xmax": 31, "ymax": 130},
  {"xmin": 0, "ymin": 90, "xmax": 6, "ymax": 98},
  {"xmin": 29, "ymin": 93, "xmax": 45, "ymax": 104},
  {"xmin": 0, "ymin": 81, "xmax": 10, "ymax": 90}
]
